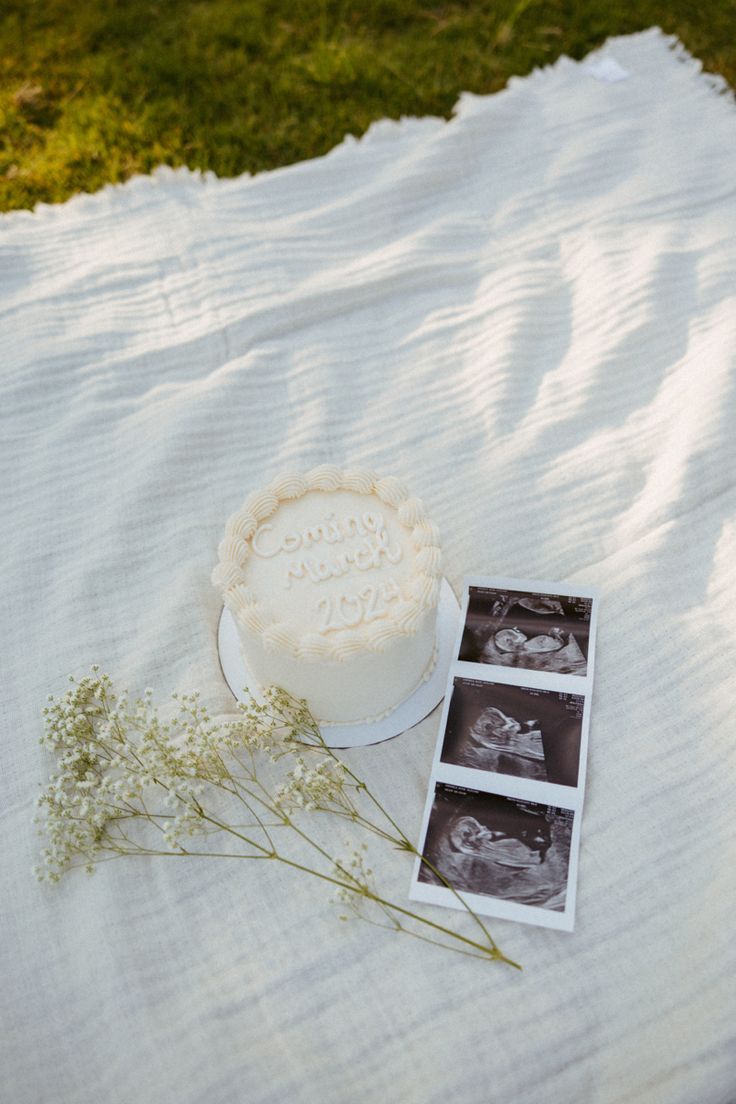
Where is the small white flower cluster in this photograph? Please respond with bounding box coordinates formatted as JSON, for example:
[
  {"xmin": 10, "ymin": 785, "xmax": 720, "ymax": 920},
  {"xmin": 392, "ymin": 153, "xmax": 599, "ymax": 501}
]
[
  {"xmin": 226, "ymin": 687, "xmax": 322, "ymax": 759},
  {"xmin": 33, "ymin": 673, "xmax": 334, "ymax": 883},
  {"xmin": 333, "ymin": 842, "xmax": 377, "ymax": 921},
  {"xmin": 33, "ymin": 671, "xmax": 513, "ymax": 965},
  {"xmin": 34, "ymin": 672, "xmax": 111, "ymax": 881},
  {"xmin": 275, "ymin": 754, "xmax": 349, "ymax": 813},
  {"xmin": 34, "ymin": 671, "xmax": 219, "ymax": 881}
]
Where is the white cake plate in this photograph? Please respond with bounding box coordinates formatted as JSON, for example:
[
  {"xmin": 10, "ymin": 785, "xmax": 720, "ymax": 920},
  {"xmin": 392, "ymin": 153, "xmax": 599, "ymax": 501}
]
[{"xmin": 217, "ymin": 577, "xmax": 460, "ymax": 749}]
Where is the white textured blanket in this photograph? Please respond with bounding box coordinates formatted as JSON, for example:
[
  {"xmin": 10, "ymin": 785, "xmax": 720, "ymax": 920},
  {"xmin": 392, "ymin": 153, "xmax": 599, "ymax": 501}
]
[{"xmin": 3, "ymin": 27, "xmax": 735, "ymax": 1104}]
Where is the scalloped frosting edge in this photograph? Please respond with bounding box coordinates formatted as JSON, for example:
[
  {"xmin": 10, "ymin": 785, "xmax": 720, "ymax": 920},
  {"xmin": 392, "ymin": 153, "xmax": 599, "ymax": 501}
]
[{"xmin": 211, "ymin": 464, "xmax": 442, "ymax": 660}]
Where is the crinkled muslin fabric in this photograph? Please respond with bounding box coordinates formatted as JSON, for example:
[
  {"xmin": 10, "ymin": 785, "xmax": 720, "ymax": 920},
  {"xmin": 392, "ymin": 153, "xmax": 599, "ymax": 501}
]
[{"xmin": 2, "ymin": 27, "xmax": 735, "ymax": 1104}]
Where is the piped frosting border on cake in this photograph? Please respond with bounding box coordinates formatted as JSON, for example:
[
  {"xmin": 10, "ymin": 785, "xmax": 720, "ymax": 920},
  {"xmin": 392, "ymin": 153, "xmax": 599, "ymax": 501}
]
[{"xmin": 211, "ymin": 465, "xmax": 441, "ymax": 661}]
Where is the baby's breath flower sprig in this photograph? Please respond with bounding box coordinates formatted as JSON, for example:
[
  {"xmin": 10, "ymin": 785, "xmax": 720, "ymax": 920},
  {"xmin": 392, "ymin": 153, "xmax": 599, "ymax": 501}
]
[{"xmin": 34, "ymin": 671, "xmax": 520, "ymax": 969}]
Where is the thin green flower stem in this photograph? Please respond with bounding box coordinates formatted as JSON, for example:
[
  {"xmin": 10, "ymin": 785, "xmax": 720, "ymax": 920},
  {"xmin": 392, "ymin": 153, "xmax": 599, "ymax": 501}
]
[
  {"xmin": 354, "ymin": 910, "xmax": 505, "ymax": 962},
  {"xmin": 271, "ymin": 851, "xmax": 519, "ymax": 963},
  {"xmin": 54, "ymin": 802, "xmax": 143, "ymax": 823},
  {"xmin": 193, "ymin": 811, "xmax": 275, "ymax": 857},
  {"xmin": 237, "ymin": 776, "xmax": 373, "ymax": 895},
  {"xmin": 206, "ymin": 781, "xmax": 366, "ymax": 893},
  {"xmin": 121, "ymin": 808, "xmax": 175, "ymax": 844},
  {"xmin": 206, "ymin": 773, "xmax": 278, "ymax": 855},
  {"xmin": 150, "ymin": 847, "xmax": 274, "ymax": 859},
  {"xmin": 195, "ymin": 811, "xmax": 514, "ymax": 962},
  {"xmin": 331, "ymin": 759, "xmax": 405, "ymax": 840},
  {"xmin": 248, "ymin": 696, "xmax": 507, "ymax": 961},
  {"xmin": 65, "ymin": 852, "xmax": 132, "ymax": 869},
  {"xmin": 329, "ymin": 802, "xmax": 505, "ymax": 957},
  {"xmin": 181, "ymin": 798, "xmax": 473, "ymax": 949},
  {"xmin": 103, "ymin": 825, "xmax": 153, "ymax": 854},
  {"xmin": 191, "ymin": 769, "xmax": 286, "ymax": 840},
  {"xmin": 381, "ymin": 925, "xmax": 505, "ymax": 963},
  {"xmin": 215, "ymin": 760, "xmax": 319, "ymax": 847},
  {"xmin": 86, "ymin": 731, "xmax": 274, "ymax": 855},
  {"xmin": 273, "ymin": 811, "xmax": 373, "ymax": 891},
  {"xmin": 321, "ymin": 758, "xmax": 501, "ymax": 955},
  {"xmin": 323, "ymin": 807, "xmax": 402, "ymax": 846},
  {"xmin": 119, "ymin": 773, "xmax": 274, "ymax": 861}
]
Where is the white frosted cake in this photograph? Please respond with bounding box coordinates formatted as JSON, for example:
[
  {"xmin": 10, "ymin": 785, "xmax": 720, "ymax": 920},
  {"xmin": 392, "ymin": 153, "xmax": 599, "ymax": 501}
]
[{"xmin": 212, "ymin": 466, "xmax": 442, "ymax": 724}]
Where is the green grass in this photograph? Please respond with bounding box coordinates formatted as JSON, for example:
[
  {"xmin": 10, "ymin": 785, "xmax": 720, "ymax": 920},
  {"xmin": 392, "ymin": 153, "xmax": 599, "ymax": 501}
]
[{"xmin": 1, "ymin": 0, "xmax": 734, "ymax": 212}]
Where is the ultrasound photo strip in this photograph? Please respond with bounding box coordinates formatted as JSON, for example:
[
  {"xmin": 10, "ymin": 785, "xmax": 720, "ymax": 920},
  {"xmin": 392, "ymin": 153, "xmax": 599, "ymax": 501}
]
[
  {"xmin": 441, "ymin": 678, "xmax": 585, "ymax": 789},
  {"xmin": 410, "ymin": 576, "xmax": 599, "ymax": 932},
  {"xmin": 457, "ymin": 582, "xmax": 597, "ymax": 682},
  {"xmin": 418, "ymin": 784, "xmax": 575, "ymax": 915}
]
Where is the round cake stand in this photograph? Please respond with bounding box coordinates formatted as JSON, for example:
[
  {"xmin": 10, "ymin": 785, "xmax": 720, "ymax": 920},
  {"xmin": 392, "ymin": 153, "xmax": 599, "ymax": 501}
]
[{"xmin": 216, "ymin": 577, "xmax": 460, "ymax": 749}]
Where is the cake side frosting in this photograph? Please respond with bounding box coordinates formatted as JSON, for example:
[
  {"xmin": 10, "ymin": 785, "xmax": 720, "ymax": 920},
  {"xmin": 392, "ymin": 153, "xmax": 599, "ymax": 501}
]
[
  {"xmin": 235, "ymin": 611, "xmax": 438, "ymax": 725},
  {"xmin": 212, "ymin": 465, "xmax": 442, "ymax": 662}
]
